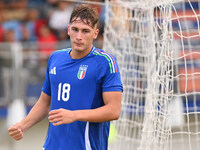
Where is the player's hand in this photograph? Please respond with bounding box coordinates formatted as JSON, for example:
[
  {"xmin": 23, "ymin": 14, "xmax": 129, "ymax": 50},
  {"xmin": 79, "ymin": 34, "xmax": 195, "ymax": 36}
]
[
  {"xmin": 8, "ymin": 122, "xmax": 24, "ymax": 141},
  {"xmin": 48, "ymin": 108, "xmax": 76, "ymax": 126}
]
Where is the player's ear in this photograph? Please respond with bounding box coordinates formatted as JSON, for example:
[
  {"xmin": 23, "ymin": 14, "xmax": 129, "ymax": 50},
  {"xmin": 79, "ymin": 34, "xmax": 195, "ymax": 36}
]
[
  {"xmin": 93, "ymin": 28, "xmax": 99, "ymax": 39},
  {"xmin": 67, "ymin": 25, "xmax": 70, "ymax": 36}
]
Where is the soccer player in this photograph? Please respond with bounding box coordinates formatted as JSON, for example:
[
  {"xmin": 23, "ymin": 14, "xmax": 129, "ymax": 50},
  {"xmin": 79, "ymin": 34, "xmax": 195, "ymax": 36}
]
[{"xmin": 8, "ymin": 4, "xmax": 123, "ymax": 150}]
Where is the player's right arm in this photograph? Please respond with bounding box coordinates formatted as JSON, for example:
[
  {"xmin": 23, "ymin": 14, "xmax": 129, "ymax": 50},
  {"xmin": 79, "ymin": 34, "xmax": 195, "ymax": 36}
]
[{"xmin": 8, "ymin": 92, "xmax": 51, "ymax": 141}]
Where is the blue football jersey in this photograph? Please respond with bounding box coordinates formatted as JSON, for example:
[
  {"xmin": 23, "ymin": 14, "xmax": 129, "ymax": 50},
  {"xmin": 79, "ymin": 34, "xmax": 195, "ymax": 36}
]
[{"xmin": 42, "ymin": 46, "xmax": 123, "ymax": 150}]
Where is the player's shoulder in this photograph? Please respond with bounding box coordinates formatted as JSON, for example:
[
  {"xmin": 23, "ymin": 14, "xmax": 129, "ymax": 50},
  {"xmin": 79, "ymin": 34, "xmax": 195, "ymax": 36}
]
[
  {"xmin": 52, "ymin": 48, "xmax": 71, "ymax": 55},
  {"xmin": 49, "ymin": 48, "xmax": 71, "ymax": 58},
  {"xmin": 92, "ymin": 48, "xmax": 116, "ymax": 62},
  {"xmin": 92, "ymin": 48, "xmax": 118, "ymax": 73}
]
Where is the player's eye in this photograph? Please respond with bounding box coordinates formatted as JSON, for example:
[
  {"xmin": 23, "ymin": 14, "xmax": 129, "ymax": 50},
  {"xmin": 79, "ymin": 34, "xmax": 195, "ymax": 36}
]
[
  {"xmin": 83, "ymin": 30, "xmax": 89, "ymax": 33},
  {"xmin": 72, "ymin": 28, "xmax": 78, "ymax": 32}
]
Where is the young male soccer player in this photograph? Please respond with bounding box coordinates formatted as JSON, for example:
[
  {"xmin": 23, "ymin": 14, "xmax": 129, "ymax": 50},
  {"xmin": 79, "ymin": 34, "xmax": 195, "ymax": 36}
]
[{"xmin": 8, "ymin": 4, "xmax": 123, "ymax": 150}]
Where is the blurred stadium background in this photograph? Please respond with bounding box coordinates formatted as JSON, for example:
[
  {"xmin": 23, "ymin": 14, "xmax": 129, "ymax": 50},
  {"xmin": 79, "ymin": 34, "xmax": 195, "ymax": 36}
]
[
  {"xmin": 0, "ymin": 0, "xmax": 104, "ymax": 150},
  {"xmin": 1, "ymin": 0, "xmax": 200, "ymax": 150}
]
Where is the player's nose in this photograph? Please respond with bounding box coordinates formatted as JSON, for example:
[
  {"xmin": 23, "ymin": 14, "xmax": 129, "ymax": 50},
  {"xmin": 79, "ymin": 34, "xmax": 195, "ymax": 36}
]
[{"xmin": 76, "ymin": 31, "xmax": 82, "ymax": 40}]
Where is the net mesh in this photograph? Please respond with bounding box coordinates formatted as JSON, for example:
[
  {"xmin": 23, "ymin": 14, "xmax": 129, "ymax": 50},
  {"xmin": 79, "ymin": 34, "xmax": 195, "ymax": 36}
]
[{"xmin": 103, "ymin": 0, "xmax": 200, "ymax": 150}]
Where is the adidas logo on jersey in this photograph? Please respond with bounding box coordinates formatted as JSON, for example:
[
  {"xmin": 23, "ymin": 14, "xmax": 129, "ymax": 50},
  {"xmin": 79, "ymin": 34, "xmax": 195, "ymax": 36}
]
[{"xmin": 49, "ymin": 67, "xmax": 56, "ymax": 75}]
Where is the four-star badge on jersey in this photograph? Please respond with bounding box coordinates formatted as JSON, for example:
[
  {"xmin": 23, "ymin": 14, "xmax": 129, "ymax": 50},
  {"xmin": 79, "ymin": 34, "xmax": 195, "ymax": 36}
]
[{"xmin": 77, "ymin": 65, "xmax": 88, "ymax": 80}]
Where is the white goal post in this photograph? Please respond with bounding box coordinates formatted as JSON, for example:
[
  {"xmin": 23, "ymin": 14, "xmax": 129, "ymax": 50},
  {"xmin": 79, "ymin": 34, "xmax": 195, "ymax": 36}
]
[{"xmin": 103, "ymin": 0, "xmax": 200, "ymax": 150}]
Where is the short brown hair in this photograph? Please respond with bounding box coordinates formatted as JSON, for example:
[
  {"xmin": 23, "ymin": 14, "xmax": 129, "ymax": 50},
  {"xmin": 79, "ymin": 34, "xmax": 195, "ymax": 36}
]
[{"xmin": 69, "ymin": 4, "xmax": 99, "ymax": 28}]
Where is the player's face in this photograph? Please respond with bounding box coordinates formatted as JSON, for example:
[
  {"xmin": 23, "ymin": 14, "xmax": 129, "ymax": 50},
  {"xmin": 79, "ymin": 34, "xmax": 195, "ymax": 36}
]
[{"xmin": 68, "ymin": 18, "xmax": 99, "ymax": 53}]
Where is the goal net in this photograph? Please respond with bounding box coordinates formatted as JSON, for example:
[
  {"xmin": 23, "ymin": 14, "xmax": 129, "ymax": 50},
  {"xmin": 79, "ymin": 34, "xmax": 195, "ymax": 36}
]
[{"xmin": 103, "ymin": 0, "xmax": 200, "ymax": 150}]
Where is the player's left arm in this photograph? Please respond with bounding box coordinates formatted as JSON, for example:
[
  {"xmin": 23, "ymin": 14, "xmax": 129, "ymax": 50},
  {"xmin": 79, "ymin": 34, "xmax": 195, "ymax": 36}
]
[{"xmin": 48, "ymin": 91, "xmax": 122, "ymax": 126}]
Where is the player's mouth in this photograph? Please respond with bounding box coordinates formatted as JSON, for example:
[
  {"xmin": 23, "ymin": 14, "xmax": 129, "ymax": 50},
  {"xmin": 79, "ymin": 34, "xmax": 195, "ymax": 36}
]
[{"xmin": 74, "ymin": 42, "xmax": 83, "ymax": 46}]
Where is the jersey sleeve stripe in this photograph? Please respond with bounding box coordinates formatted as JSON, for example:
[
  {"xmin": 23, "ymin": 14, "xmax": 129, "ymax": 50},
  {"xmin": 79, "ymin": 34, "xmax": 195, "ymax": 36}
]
[
  {"xmin": 101, "ymin": 52, "xmax": 116, "ymax": 73},
  {"xmin": 107, "ymin": 53, "xmax": 118, "ymax": 73},
  {"xmin": 93, "ymin": 51, "xmax": 113, "ymax": 73},
  {"xmin": 93, "ymin": 50, "xmax": 118, "ymax": 73}
]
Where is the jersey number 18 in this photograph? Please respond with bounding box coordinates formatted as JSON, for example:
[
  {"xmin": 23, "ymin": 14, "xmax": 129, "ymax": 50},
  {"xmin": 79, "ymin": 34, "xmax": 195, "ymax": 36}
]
[{"xmin": 57, "ymin": 83, "xmax": 71, "ymax": 101}]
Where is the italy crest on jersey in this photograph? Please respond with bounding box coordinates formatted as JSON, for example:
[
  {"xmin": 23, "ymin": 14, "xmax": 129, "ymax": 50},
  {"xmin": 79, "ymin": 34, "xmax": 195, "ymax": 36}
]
[{"xmin": 77, "ymin": 65, "xmax": 88, "ymax": 80}]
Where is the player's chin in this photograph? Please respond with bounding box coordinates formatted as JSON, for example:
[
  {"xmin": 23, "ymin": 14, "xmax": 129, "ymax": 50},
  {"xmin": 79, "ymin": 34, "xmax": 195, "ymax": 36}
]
[
  {"xmin": 73, "ymin": 44, "xmax": 85, "ymax": 50},
  {"xmin": 74, "ymin": 47, "xmax": 85, "ymax": 52}
]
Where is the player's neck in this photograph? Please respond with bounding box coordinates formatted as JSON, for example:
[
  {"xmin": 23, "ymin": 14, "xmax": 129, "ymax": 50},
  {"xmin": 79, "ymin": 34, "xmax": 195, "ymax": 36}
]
[{"xmin": 70, "ymin": 46, "xmax": 93, "ymax": 59}]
